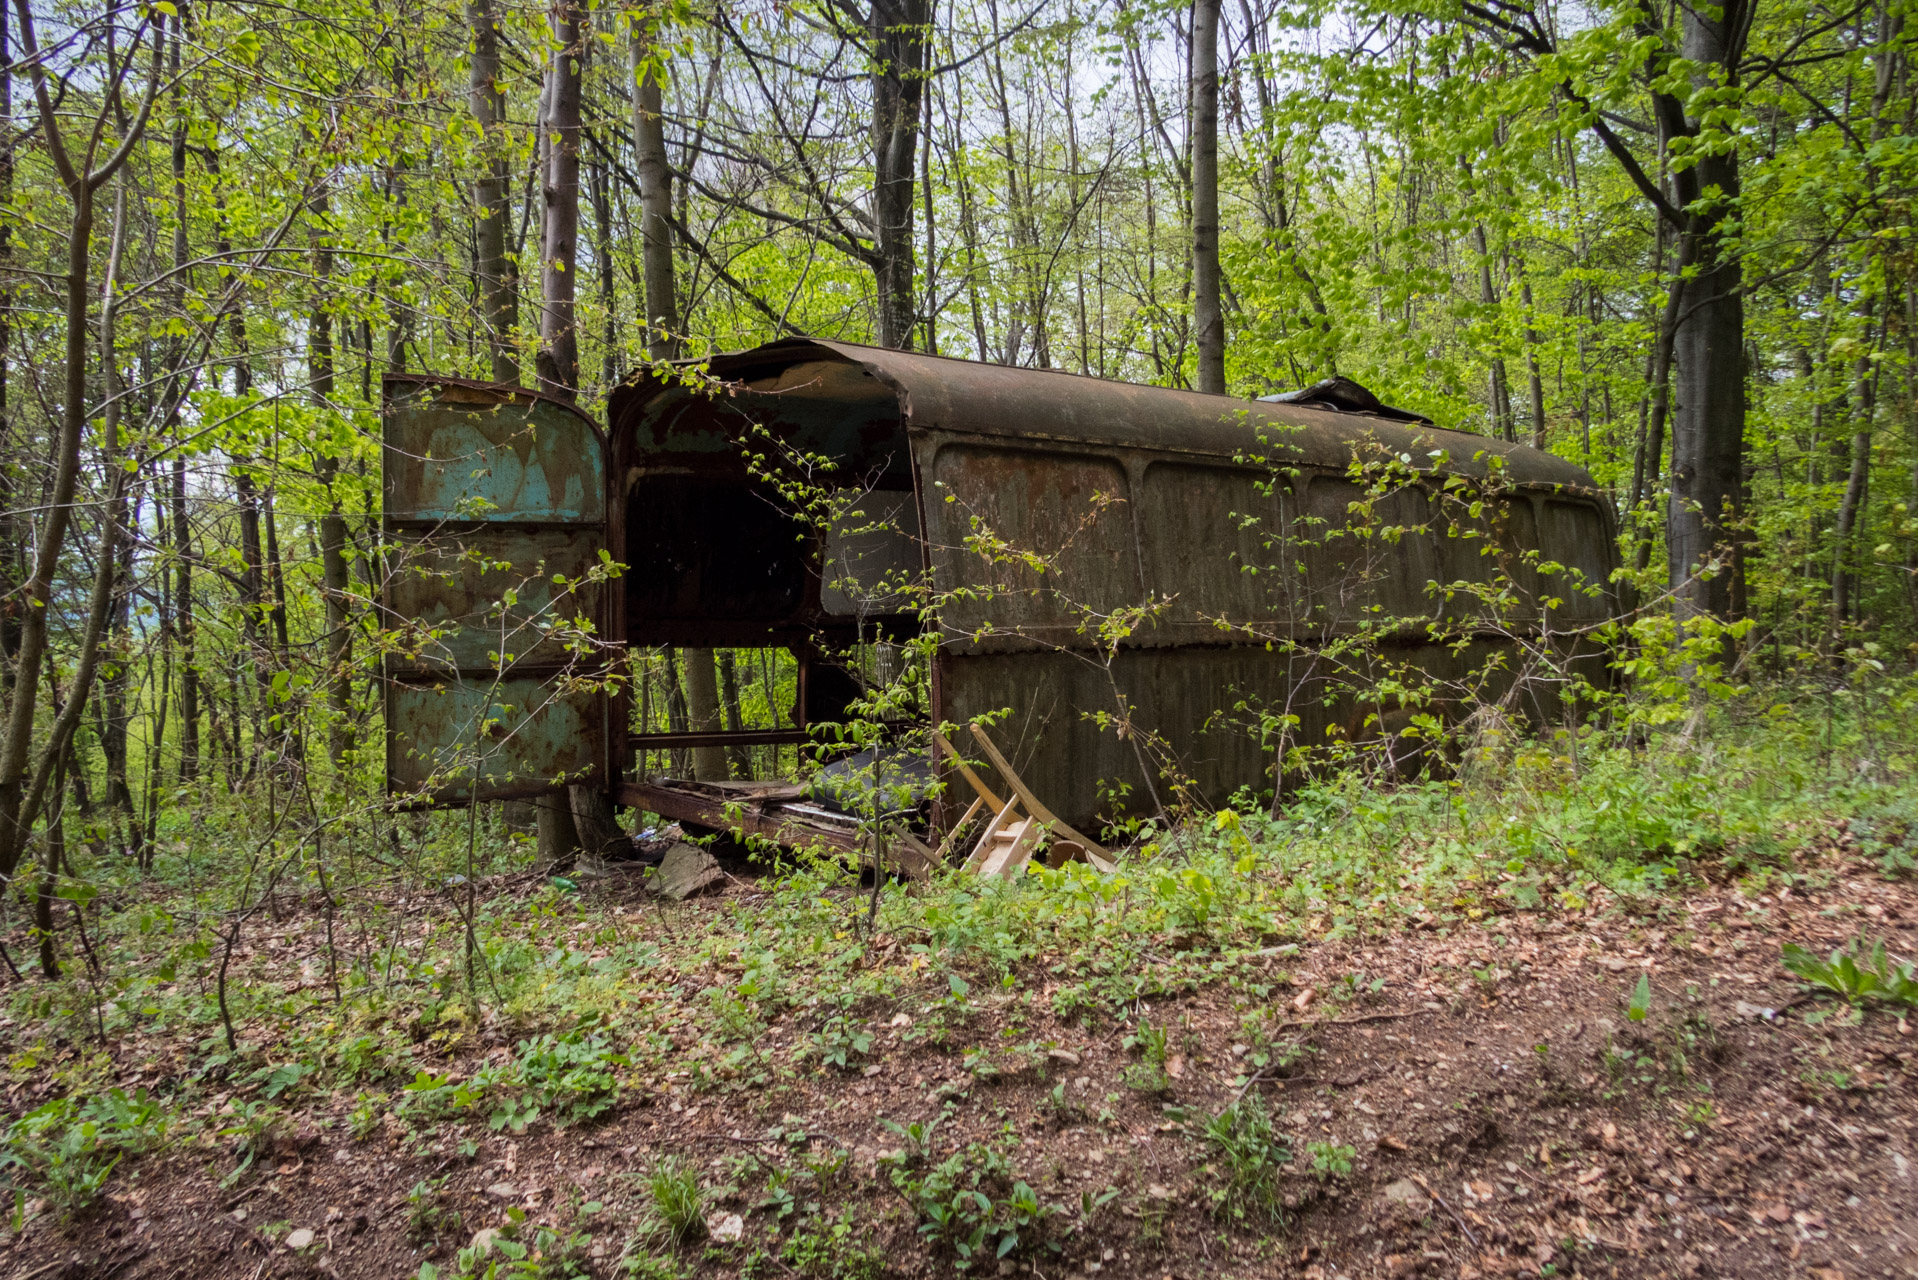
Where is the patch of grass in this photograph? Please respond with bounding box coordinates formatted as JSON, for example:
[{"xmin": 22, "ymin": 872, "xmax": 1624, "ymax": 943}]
[
  {"xmin": 1121, "ymin": 1019, "xmax": 1171, "ymax": 1094},
  {"xmin": 406, "ymin": 1175, "xmax": 462, "ymax": 1243},
  {"xmin": 646, "ymin": 1156, "xmax": 705, "ymax": 1246}
]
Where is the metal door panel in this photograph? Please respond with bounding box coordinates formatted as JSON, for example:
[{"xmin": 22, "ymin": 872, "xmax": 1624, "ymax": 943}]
[
  {"xmin": 384, "ymin": 529, "xmax": 606, "ymax": 675},
  {"xmin": 386, "ymin": 676, "xmax": 607, "ymax": 797},
  {"xmin": 384, "ymin": 381, "xmax": 605, "ymax": 523},
  {"xmin": 382, "ymin": 376, "xmax": 611, "ymax": 802}
]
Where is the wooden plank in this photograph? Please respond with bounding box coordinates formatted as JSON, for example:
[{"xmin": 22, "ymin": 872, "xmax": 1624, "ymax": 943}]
[
  {"xmin": 614, "ymin": 780, "xmax": 860, "ymax": 854},
  {"xmin": 962, "ymin": 794, "xmax": 1022, "ymax": 874},
  {"xmin": 889, "ymin": 830, "xmax": 937, "ymax": 881},
  {"xmin": 966, "ymin": 724, "xmax": 1116, "ymax": 871},
  {"xmin": 933, "ymin": 731, "xmax": 1007, "ymax": 812},
  {"xmin": 931, "ymin": 795, "xmax": 986, "ymax": 865},
  {"xmin": 977, "ymin": 817, "xmax": 1037, "ymax": 878}
]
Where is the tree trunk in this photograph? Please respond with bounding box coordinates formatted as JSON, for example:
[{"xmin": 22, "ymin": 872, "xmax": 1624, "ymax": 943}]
[
  {"xmin": 0, "ymin": 9, "xmax": 162, "ymax": 881},
  {"xmin": 630, "ymin": 20, "xmax": 726, "ymax": 784},
  {"xmin": 0, "ymin": 10, "xmax": 16, "ymax": 698},
  {"xmin": 536, "ymin": 793, "xmax": 582, "ymax": 870},
  {"xmin": 1520, "ymin": 270, "xmax": 1546, "ymax": 449},
  {"xmin": 589, "ymin": 159, "xmax": 617, "ymax": 392},
  {"xmin": 534, "ymin": 2, "xmax": 615, "ymax": 851},
  {"xmin": 630, "ymin": 20, "xmax": 680, "ymax": 361},
  {"xmin": 568, "ymin": 785, "xmax": 627, "ymax": 861},
  {"xmin": 684, "ymin": 648, "xmax": 728, "ymax": 781},
  {"xmin": 869, "ymin": 0, "xmax": 928, "ymax": 350},
  {"xmin": 468, "ymin": 0, "xmax": 517, "ymax": 383},
  {"xmin": 310, "ymin": 186, "xmax": 354, "ymax": 769},
  {"xmin": 1470, "ymin": 219, "xmax": 1514, "ymax": 442},
  {"xmin": 167, "ymin": 21, "xmax": 197, "ymax": 785},
  {"xmin": 535, "ymin": 0, "xmax": 586, "ymax": 398},
  {"xmin": 1666, "ymin": 0, "xmax": 1748, "ymax": 626},
  {"xmin": 1830, "ymin": 340, "xmax": 1876, "ymax": 641},
  {"xmin": 719, "ymin": 649, "xmax": 750, "ymax": 778},
  {"xmin": 1190, "ymin": 0, "xmax": 1224, "ymax": 394}
]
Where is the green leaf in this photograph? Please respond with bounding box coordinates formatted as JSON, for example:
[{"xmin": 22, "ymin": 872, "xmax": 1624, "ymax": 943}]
[{"xmin": 1626, "ymin": 974, "xmax": 1652, "ymax": 1022}]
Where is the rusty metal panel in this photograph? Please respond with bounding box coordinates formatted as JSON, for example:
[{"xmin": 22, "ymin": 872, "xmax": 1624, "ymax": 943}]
[
  {"xmin": 1300, "ymin": 478, "xmax": 1442, "ymax": 628},
  {"xmin": 936, "ymin": 636, "xmax": 1608, "ymax": 831},
  {"xmin": 384, "ymin": 529, "xmax": 606, "ymax": 674},
  {"xmin": 384, "ymin": 378, "xmax": 605, "ymax": 523},
  {"xmin": 1537, "ymin": 500, "xmax": 1616, "ymax": 624},
  {"xmin": 382, "ymin": 376, "xmax": 610, "ymax": 802},
  {"xmin": 387, "ymin": 676, "xmax": 606, "ymax": 798},
  {"xmin": 1134, "ymin": 462, "xmax": 1300, "ymax": 642},
  {"xmin": 925, "ymin": 445, "xmax": 1141, "ymax": 651}
]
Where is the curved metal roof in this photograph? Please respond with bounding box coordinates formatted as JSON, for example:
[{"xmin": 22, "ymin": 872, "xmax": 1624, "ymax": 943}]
[{"xmin": 612, "ymin": 338, "xmax": 1606, "ymax": 497}]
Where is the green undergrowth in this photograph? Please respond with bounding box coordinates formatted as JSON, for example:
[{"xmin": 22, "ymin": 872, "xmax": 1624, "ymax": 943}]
[{"xmin": 2, "ymin": 677, "xmax": 1915, "ymax": 1226}]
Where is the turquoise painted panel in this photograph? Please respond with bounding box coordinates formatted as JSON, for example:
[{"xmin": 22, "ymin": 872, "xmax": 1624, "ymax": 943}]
[
  {"xmin": 386, "ymin": 675, "xmax": 605, "ymax": 797},
  {"xmin": 385, "ymin": 383, "xmax": 604, "ymax": 524}
]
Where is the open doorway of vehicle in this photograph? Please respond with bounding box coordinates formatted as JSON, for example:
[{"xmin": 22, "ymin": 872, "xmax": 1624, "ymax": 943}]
[{"xmin": 606, "ymin": 351, "xmax": 931, "ymax": 853}]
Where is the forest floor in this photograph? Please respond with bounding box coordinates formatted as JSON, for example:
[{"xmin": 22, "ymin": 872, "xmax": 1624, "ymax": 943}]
[{"xmin": 1, "ymin": 827, "xmax": 1915, "ymax": 1280}]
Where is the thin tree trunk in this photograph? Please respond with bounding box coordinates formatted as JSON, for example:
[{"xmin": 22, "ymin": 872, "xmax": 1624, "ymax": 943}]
[
  {"xmin": 631, "ymin": 18, "xmax": 680, "ymax": 360},
  {"xmin": 0, "ymin": 8, "xmax": 16, "ymax": 698},
  {"xmin": 1519, "ymin": 269, "xmax": 1546, "ymax": 449},
  {"xmin": 869, "ymin": 0, "xmax": 928, "ymax": 350},
  {"xmin": 167, "ymin": 19, "xmax": 197, "ymax": 785},
  {"xmin": 309, "ymin": 184, "xmax": 354, "ymax": 769},
  {"xmin": 1191, "ymin": 0, "xmax": 1224, "ymax": 394},
  {"xmin": 535, "ymin": 0, "xmax": 586, "ymax": 398},
  {"xmin": 0, "ymin": 9, "xmax": 162, "ymax": 881},
  {"xmin": 719, "ymin": 649, "xmax": 749, "ymax": 778},
  {"xmin": 1471, "ymin": 219, "xmax": 1514, "ymax": 442},
  {"xmin": 469, "ymin": 0, "xmax": 517, "ymax": 383},
  {"xmin": 589, "ymin": 159, "xmax": 617, "ymax": 392},
  {"xmin": 1830, "ymin": 325, "xmax": 1877, "ymax": 640}
]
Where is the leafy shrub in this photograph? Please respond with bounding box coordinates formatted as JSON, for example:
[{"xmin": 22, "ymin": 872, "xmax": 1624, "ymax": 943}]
[
  {"xmin": 780, "ymin": 1207, "xmax": 882, "ymax": 1280},
  {"xmin": 422, "ymin": 1205, "xmax": 593, "ymax": 1278},
  {"xmin": 889, "ymin": 1142, "xmax": 1058, "ymax": 1266},
  {"xmin": 1782, "ymin": 939, "xmax": 1918, "ymax": 1009},
  {"xmin": 810, "ymin": 1016, "xmax": 873, "ymax": 1071},
  {"xmin": 399, "ymin": 1032, "xmax": 624, "ymax": 1134},
  {"xmin": 511, "ymin": 1031, "xmax": 626, "ymax": 1125},
  {"xmin": 1202, "ymin": 1096, "xmax": 1291, "ymax": 1221},
  {"xmin": 1303, "ymin": 1140, "xmax": 1356, "ymax": 1181},
  {"xmin": 1, "ymin": 1088, "xmax": 169, "ymax": 1218}
]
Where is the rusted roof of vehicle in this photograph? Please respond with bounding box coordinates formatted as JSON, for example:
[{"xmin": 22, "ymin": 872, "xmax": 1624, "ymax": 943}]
[{"xmin": 611, "ymin": 339, "xmax": 1605, "ymax": 497}]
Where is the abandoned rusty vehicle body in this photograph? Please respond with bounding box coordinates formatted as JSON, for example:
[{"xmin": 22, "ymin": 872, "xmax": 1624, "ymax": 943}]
[{"xmin": 381, "ymin": 339, "xmax": 1619, "ymax": 844}]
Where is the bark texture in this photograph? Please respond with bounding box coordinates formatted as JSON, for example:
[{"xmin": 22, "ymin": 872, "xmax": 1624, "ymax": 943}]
[{"xmin": 1190, "ymin": 0, "xmax": 1225, "ymax": 394}]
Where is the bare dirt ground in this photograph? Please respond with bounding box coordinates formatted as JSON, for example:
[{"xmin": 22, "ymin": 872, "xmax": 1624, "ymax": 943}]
[{"xmin": 4, "ymin": 842, "xmax": 1914, "ymax": 1280}]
